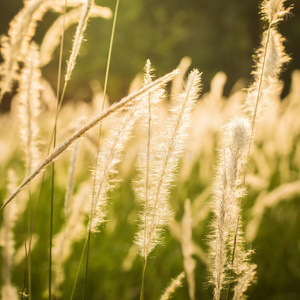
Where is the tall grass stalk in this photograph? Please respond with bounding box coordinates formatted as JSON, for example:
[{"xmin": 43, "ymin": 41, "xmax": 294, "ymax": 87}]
[
  {"xmin": 15, "ymin": 41, "xmax": 41, "ymax": 299},
  {"xmin": 70, "ymin": 234, "xmax": 89, "ymax": 300},
  {"xmin": 84, "ymin": 0, "xmax": 120, "ymax": 297},
  {"xmin": 85, "ymin": 105, "xmax": 140, "ymax": 295},
  {"xmin": 65, "ymin": 0, "xmax": 94, "ymax": 82},
  {"xmin": 14, "ymin": 1, "xmax": 68, "ymax": 296},
  {"xmin": 209, "ymin": 118, "xmax": 251, "ymax": 300},
  {"xmin": 138, "ymin": 60, "xmax": 160, "ymax": 300},
  {"xmin": 49, "ymin": 1, "xmax": 68, "ymax": 298},
  {"xmin": 17, "ymin": 43, "xmax": 41, "ymax": 174},
  {"xmin": 244, "ymin": 0, "xmax": 291, "ymax": 166},
  {"xmin": 136, "ymin": 69, "xmax": 201, "ymax": 300},
  {"xmin": 227, "ymin": 0, "xmax": 291, "ymax": 296},
  {"xmin": 83, "ymin": 107, "xmax": 139, "ymax": 297}
]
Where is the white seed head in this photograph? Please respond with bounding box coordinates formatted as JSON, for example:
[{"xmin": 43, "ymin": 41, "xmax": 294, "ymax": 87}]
[
  {"xmin": 226, "ymin": 117, "xmax": 250, "ymax": 152},
  {"xmin": 261, "ymin": 0, "xmax": 291, "ymax": 25}
]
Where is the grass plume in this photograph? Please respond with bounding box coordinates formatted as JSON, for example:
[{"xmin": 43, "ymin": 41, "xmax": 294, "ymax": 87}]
[
  {"xmin": 0, "ymin": 0, "xmax": 52, "ymax": 99},
  {"xmin": 40, "ymin": 4, "xmax": 112, "ymax": 67},
  {"xmin": 1, "ymin": 69, "xmax": 177, "ymax": 210},
  {"xmin": 16, "ymin": 43, "xmax": 41, "ymax": 174},
  {"xmin": 0, "ymin": 170, "xmax": 19, "ymax": 300},
  {"xmin": 160, "ymin": 272, "xmax": 185, "ymax": 300},
  {"xmin": 65, "ymin": 0, "xmax": 94, "ymax": 82},
  {"xmin": 209, "ymin": 117, "xmax": 251, "ymax": 300},
  {"xmin": 225, "ymin": 1, "xmax": 292, "ymax": 296},
  {"xmin": 135, "ymin": 69, "xmax": 201, "ymax": 299},
  {"xmin": 133, "ymin": 60, "xmax": 165, "ymax": 299},
  {"xmin": 90, "ymin": 107, "xmax": 141, "ymax": 232},
  {"xmin": 136, "ymin": 69, "xmax": 201, "ymax": 259}
]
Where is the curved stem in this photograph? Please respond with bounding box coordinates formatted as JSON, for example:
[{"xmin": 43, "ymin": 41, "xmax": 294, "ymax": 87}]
[{"xmin": 1, "ymin": 70, "xmax": 177, "ymax": 210}]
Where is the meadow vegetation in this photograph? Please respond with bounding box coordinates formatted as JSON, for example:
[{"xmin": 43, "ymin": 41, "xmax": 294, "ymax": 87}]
[{"xmin": 0, "ymin": 0, "xmax": 300, "ymax": 299}]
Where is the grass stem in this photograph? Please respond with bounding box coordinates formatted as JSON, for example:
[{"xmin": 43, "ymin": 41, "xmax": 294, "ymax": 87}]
[
  {"xmin": 83, "ymin": 0, "xmax": 120, "ymax": 297},
  {"xmin": 49, "ymin": 0, "xmax": 67, "ymax": 295},
  {"xmin": 140, "ymin": 258, "xmax": 148, "ymax": 300},
  {"xmin": 70, "ymin": 234, "xmax": 89, "ymax": 300},
  {"xmin": 226, "ymin": 24, "xmax": 272, "ymax": 299}
]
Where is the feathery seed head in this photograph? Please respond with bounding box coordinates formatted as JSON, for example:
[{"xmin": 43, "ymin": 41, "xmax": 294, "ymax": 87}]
[
  {"xmin": 135, "ymin": 69, "xmax": 201, "ymax": 259},
  {"xmin": 225, "ymin": 118, "xmax": 250, "ymax": 152},
  {"xmin": 254, "ymin": 29, "xmax": 290, "ymax": 83},
  {"xmin": 17, "ymin": 42, "xmax": 41, "ymax": 173},
  {"xmin": 134, "ymin": 61, "xmax": 169, "ymax": 257},
  {"xmin": 1, "ymin": 70, "xmax": 178, "ymax": 209},
  {"xmin": 65, "ymin": 0, "xmax": 94, "ymax": 81},
  {"xmin": 244, "ymin": 4, "xmax": 290, "ymax": 121},
  {"xmin": 40, "ymin": 5, "xmax": 112, "ymax": 67},
  {"xmin": 144, "ymin": 59, "xmax": 153, "ymax": 84},
  {"xmin": 264, "ymin": 29, "xmax": 290, "ymax": 78},
  {"xmin": 160, "ymin": 272, "xmax": 185, "ymax": 300},
  {"xmin": 261, "ymin": 0, "xmax": 292, "ymax": 25},
  {"xmin": 0, "ymin": 0, "xmax": 49, "ymax": 98},
  {"xmin": 90, "ymin": 107, "xmax": 140, "ymax": 233},
  {"xmin": 209, "ymin": 117, "xmax": 251, "ymax": 299},
  {"xmin": 233, "ymin": 264, "xmax": 257, "ymax": 300},
  {"xmin": 142, "ymin": 59, "xmax": 165, "ymax": 106},
  {"xmin": 0, "ymin": 170, "xmax": 19, "ymax": 300},
  {"xmin": 168, "ymin": 69, "xmax": 201, "ymax": 151},
  {"xmin": 171, "ymin": 56, "xmax": 192, "ymax": 101}
]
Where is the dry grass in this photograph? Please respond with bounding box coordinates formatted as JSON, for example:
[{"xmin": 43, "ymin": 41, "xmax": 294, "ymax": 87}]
[{"xmin": 0, "ymin": 0, "xmax": 299, "ymax": 299}]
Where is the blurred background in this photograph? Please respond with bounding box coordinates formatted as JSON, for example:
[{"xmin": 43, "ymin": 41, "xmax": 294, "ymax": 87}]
[{"xmin": 0, "ymin": 0, "xmax": 299, "ymax": 110}]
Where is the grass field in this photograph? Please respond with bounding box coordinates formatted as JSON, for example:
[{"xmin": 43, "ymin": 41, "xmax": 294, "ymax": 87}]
[{"xmin": 1, "ymin": 0, "xmax": 300, "ymax": 299}]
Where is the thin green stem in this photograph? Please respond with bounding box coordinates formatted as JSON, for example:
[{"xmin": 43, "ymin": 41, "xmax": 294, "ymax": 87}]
[
  {"xmin": 226, "ymin": 24, "xmax": 272, "ymax": 300},
  {"xmin": 140, "ymin": 78, "xmax": 152, "ymax": 300},
  {"xmin": 140, "ymin": 258, "xmax": 148, "ymax": 300},
  {"xmin": 27, "ymin": 188, "xmax": 32, "ymax": 300},
  {"xmin": 21, "ymin": 238, "xmax": 29, "ymax": 300},
  {"xmin": 246, "ymin": 25, "xmax": 272, "ymax": 174},
  {"xmin": 83, "ymin": 230, "xmax": 92, "ymax": 298},
  {"xmin": 103, "ymin": 0, "xmax": 120, "ymax": 100},
  {"xmin": 48, "ymin": 80, "xmax": 67, "ymax": 300},
  {"xmin": 49, "ymin": 0, "xmax": 68, "ymax": 293},
  {"xmin": 70, "ymin": 234, "xmax": 89, "ymax": 300},
  {"xmin": 21, "ymin": 183, "xmax": 44, "ymax": 299},
  {"xmin": 54, "ymin": 138, "xmax": 78, "ymax": 300},
  {"xmin": 83, "ymin": 0, "xmax": 120, "ymax": 298},
  {"xmin": 49, "ymin": 162, "xmax": 56, "ymax": 300},
  {"xmin": 20, "ymin": 172, "xmax": 36, "ymax": 297}
]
